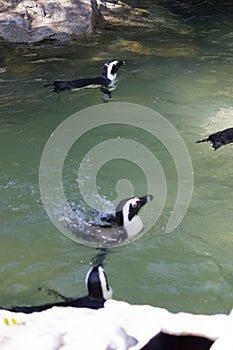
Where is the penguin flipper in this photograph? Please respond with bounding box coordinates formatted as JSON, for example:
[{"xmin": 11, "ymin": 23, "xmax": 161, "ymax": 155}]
[{"xmin": 100, "ymin": 86, "xmax": 112, "ymax": 101}]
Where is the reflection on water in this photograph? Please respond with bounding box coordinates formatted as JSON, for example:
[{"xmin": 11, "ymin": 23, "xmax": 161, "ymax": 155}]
[{"xmin": 0, "ymin": 2, "xmax": 233, "ymax": 314}]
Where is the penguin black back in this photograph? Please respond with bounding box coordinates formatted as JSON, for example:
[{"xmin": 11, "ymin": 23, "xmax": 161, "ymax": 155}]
[
  {"xmin": 196, "ymin": 127, "xmax": 233, "ymax": 150},
  {"xmin": 2, "ymin": 265, "xmax": 112, "ymax": 314}
]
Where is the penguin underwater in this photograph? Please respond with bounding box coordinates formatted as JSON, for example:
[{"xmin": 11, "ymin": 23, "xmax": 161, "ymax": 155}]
[
  {"xmin": 64, "ymin": 194, "xmax": 153, "ymax": 247},
  {"xmin": 196, "ymin": 127, "xmax": 233, "ymax": 150},
  {"xmin": 2, "ymin": 265, "xmax": 112, "ymax": 313},
  {"xmin": 51, "ymin": 59, "xmax": 127, "ymax": 100}
]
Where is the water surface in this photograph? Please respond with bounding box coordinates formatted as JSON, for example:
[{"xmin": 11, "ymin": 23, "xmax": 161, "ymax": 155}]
[{"xmin": 0, "ymin": 3, "xmax": 233, "ymax": 314}]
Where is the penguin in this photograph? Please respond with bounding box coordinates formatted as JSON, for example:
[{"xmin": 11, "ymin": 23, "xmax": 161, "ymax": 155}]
[
  {"xmin": 65, "ymin": 194, "xmax": 153, "ymax": 247},
  {"xmin": 51, "ymin": 59, "xmax": 127, "ymax": 100},
  {"xmin": 140, "ymin": 331, "xmax": 214, "ymax": 350},
  {"xmin": 3, "ymin": 265, "xmax": 112, "ymax": 314},
  {"xmin": 196, "ymin": 127, "xmax": 233, "ymax": 150}
]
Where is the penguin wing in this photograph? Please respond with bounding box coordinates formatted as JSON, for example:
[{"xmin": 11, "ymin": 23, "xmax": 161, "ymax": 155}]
[
  {"xmin": 53, "ymin": 76, "xmax": 110, "ymax": 92},
  {"xmin": 89, "ymin": 210, "xmax": 117, "ymax": 228}
]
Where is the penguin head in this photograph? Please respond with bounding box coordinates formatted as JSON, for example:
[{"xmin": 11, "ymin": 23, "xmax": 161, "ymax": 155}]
[
  {"xmin": 102, "ymin": 59, "xmax": 127, "ymax": 82},
  {"xmin": 85, "ymin": 265, "xmax": 113, "ymax": 300},
  {"xmin": 115, "ymin": 195, "xmax": 153, "ymax": 237}
]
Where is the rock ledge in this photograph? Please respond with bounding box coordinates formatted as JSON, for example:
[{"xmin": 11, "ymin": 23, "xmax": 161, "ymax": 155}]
[
  {"xmin": 0, "ymin": 0, "xmax": 103, "ymax": 43},
  {"xmin": 0, "ymin": 300, "xmax": 232, "ymax": 349}
]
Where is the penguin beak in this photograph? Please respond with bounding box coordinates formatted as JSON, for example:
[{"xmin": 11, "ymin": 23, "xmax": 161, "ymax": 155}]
[
  {"xmin": 119, "ymin": 60, "xmax": 127, "ymax": 66},
  {"xmin": 138, "ymin": 194, "xmax": 153, "ymax": 208}
]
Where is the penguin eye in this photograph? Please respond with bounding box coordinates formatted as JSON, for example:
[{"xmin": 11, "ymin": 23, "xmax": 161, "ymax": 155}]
[{"xmin": 132, "ymin": 202, "xmax": 138, "ymax": 209}]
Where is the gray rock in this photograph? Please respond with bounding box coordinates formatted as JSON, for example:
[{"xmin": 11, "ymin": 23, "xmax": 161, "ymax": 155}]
[
  {"xmin": 0, "ymin": 13, "xmax": 30, "ymax": 43},
  {"xmin": 0, "ymin": 0, "xmax": 103, "ymax": 43}
]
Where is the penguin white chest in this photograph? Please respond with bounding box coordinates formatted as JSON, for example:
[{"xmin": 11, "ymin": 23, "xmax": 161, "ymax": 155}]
[{"xmin": 124, "ymin": 215, "xmax": 144, "ymax": 237}]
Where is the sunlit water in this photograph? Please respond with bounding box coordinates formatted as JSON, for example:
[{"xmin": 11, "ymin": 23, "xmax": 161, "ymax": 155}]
[{"xmin": 0, "ymin": 3, "xmax": 232, "ymax": 314}]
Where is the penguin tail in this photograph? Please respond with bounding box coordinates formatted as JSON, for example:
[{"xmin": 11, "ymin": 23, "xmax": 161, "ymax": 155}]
[
  {"xmin": 44, "ymin": 81, "xmax": 72, "ymax": 93},
  {"xmin": 44, "ymin": 82, "xmax": 53, "ymax": 87},
  {"xmin": 53, "ymin": 81, "xmax": 72, "ymax": 93},
  {"xmin": 196, "ymin": 137, "xmax": 209, "ymax": 144}
]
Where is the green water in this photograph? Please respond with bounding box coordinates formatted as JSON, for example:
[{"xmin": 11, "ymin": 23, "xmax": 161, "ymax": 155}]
[{"xmin": 0, "ymin": 4, "xmax": 233, "ymax": 314}]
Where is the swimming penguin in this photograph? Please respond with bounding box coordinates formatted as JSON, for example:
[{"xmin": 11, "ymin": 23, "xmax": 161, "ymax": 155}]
[
  {"xmin": 196, "ymin": 127, "xmax": 233, "ymax": 150},
  {"xmin": 2, "ymin": 265, "xmax": 112, "ymax": 314},
  {"xmin": 52, "ymin": 59, "xmax": 127, "ymax": 100},
  {"xmin": 64, "ymin": 194, "xmax": 153, "ymax": 247}
]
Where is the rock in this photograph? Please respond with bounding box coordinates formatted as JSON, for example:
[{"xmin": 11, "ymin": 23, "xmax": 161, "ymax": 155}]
[
  {"xmin": 0, "ymin": 306, "xmax": 138, "ymax": 350},
  {"xmin": 0, "ymin": 300, "xmax": 232, "ymax": 349},
  {"xmin": 0, "ymin": 13, "xmax": 30, "ymax": 43},
  {"xmin": 0, "ymin": 0, "xmax": 158, "ymax": 43},
  {"xmin": 0, "ymin": 0, "xmax": 103, "ymax": 43}
]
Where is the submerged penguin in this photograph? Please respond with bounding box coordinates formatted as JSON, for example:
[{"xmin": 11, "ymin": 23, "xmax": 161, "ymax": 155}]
[
  {"xmin": 64, "ymin": 195, "xmax": 153, "ymax": 247},
  {"xmin": 2, "ymin": 265, "xmax": 112, "ymax": 314},
  {"xmin": 51, "ymin": 59, "xmax": 127, "ymax": 100},
  {"xmin": 196, "ymin": 127, "xmax": 233, "ymax": 150}
]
